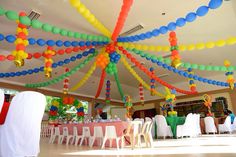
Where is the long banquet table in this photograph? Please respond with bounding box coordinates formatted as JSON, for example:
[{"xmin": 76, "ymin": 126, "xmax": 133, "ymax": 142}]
[{"xmin": 59, "ymin": 121, "xmax": 129, "ymax": 147}]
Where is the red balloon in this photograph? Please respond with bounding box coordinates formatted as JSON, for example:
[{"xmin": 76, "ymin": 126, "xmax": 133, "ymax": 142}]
[
  {"xmin": 0, "ymin": 55, "xmax": 5, "ymax": 61},
  {"xmin": 17, "ymin": 32, "xmax": 26, "ymax": 39},
  {"xmin": 45, "ymin": 62, "xmax": 52, "ymax": 67},
  {"xmin": 169, "ymin": 31, "xmax": 176, "ymax": 37},
  {"xmin": 65, "ymin": 48, "xmax": 73, "ymax": 54},
  {"xmin": 33, "ymin": 52, "xmax": 41, "ymax": 59},
  {"xmin": 16, "ymin": 44, "xmax": 25, "ymax": 51},
  {"xmin": 19, "ymin": 12, "xmax": 27, "ymax": 16},
  {"xmin": 57, "ymin": 49, "xmax": 64, "ymax": 55},
  {"xmin": 27, "ymin": 53, "xmax": 32, "ymax": 59},
  {"xmin": 73, "ymin": 47, "xmax": 80, "ymax": 52},
  {"xmin": 7, "ymin": 55, "xmax": 14, "ymax": 61}
]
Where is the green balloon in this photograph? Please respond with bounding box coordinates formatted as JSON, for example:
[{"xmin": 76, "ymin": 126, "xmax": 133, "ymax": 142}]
[
  {"xmin": 184, "ymin": 63, "xmax": 191, "ymax": 68},
  {"xmin": 191, "ymin": 64, "xmax": 198, "ymax": 69},
  {"xmin": 68, "ymin": 31, "xmax": 74, "ymax": 37},
  {"xmin": 5, "ymin": 10, "xmax": 18, "ymax": 20},
  {"xmin": 158, "ymin": 57, "xmax": 164, "ymax": 62},
  {"xmin": 19, "ymin": 16, "xmax": 31, "ymax": 26},
  {"xmin": 42, "ymin": 24, "xmax": 53, "ymax": 32},
  {"xmin": 52, "ymin": 26, "xmax": 61, "ymax": 34},
  {"xmin": 91, "ymin": 35, "xmax": 98, "ymax": 41},
  {"xmin": 81, "ymin": 34, "xmax": 87, "ymax": 40},
  {"xmin": 213, "ymin": 66, "xmax": 220, "ymax": 71},
  {"xmin": 0, "ymin": 7, "xmax": 6, "ymax": 16},
  {"xmin": 220, "ymin": 66, "xmax": 227, "ymax": 71},
  {"xmin": 199, "ymin": 65, "xmax": 206, "ymax": 70},
  {"xmin": 60, "ymin": 29, "xmax": 68, "ymax": 36},
  {"xmin": 98, "ymin": 36, "xmax": 103, "ymax": 42},
  {"xmin": 74, "ymin": 32, "xmax": 81, "ymax": 39},
  {"xmin": 87, "ymin": 35, "xmax": 93, "ymax": 41},
  {"xmin": 164, "ymin": 58, "xmax": 171, "ymax": 64},
  {"xmin": 228, "ymin": 66, "xmax": 234, "ymax": 71},
  {"xmin": 206, "ymin": 66, "xmax": 212, "ymax": 71},
  {"xmin": 31, "ymin": 20, "xmax": 42, "ymax": 29}
]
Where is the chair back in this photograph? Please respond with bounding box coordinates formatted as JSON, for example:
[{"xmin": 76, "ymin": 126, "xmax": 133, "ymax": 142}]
[
  {"xmin": 204, "ymin": 116, "xmax": 217, "ymax": 133},
  {"xmin": 104, "ymin": 126, "xmax": 117, "ymax": 139},
  {"xmin": 73, "ymin": 126, "xmax": 78, "ymax": 136},
  {"xmin": 62, "ymin": 127, "xmax": 69, "ymax": 136},
  {"xmin": 131, "ymin": 121, "xmax": 142, "ymax": 135},
  {"xmin": 133, "ymin": 118, "xmax": 144, "ymax": 124},
  {"xmin": 94, "ymin": 126, "xmax": 103, "ymax": 138},
  {"xmin": 224, "ymin": 116, "xmax": 232, "ymax": 130},
  {"xmin": 155, "ymin": 115, "xmax": 168, "ymax": 128},
  {"xmin": 141, "ymin": 121, "xmax": 152, "ymax": 134},
  {"xmin": 145, "ymin": 117, "xmax": 152, "ymax": 122},
  {"xmin": 54, "ymin": 127, "xmax": 61, "ymax": 135},
  {"xmin": 82, "ymin": 127, "xmax": 91, "ymax": 137}
]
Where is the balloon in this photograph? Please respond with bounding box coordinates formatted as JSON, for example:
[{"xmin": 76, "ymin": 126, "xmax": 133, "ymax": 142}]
[
  {"xmin": 19, "ymin": 16, "xmax": 31, "ymax": 26},
  {"xmin": 31, "ymin": 20, "xmax": 42, "ymax": 29},
  {"xmin": 167, "ymin": 22, "xmax": 176, "ymax": 31},
  {"xmin": 196, "ymin": 6, "xmax": 209, "ymax": 16},
  {"xmin": 176, "ymin": 18, "xmax": 186, "ymax": 27},
  {"xmin": 208, "ymin": 0, "xmax": 223, "ymax": 9},
  {"xmin": 159, "ymin": 26, "xmax": 168, "ymax": 34},
  {"xmin": 5, "ymin": 10, "xmax": 18, "ymax": 20},
  {"xmin": 42, "ymin": 24, "xmax": 53, "ymax": 32},
  {"xmin": 185, "ymin": 12, "xmax": 197, "ymax": 22}
]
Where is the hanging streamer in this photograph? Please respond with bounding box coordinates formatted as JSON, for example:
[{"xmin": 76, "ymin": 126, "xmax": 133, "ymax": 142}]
[
  {"xmin": 12, "ymin": 12, "xmax": 29, "ymax": 67},
  {"xmin": 105, "ymin": 80, "xmax": 111, "ymax": 103},
  {"xmin": 63, "ymin": 68, "xmax": 70, "ymax": 94},
  {"xmin": 69, "ymin": 0, "xmax": 111, "ymax": 37},
  {"xmin": 139, "ymin": 83, "xmax": 144, "ymax": 105},
  {"xmin": 70, "ymin": 63, "xmax": 97, "ymax": 92},
  {"xmin": 169, "ymin": 31, "xmax": 181, "ymax": 68},
  {"xmin": 95, "ymin": 69, "xmax": 106, "ymax": 98},
  {"xmin": 150, "ymin": 67, "xmax": 155, "ymax": 96},
  {"xmin": 111, "ymin": 0, "xmax": 134, "ymax": 41},
  {"xmin": 224, "ymin": 60, "xmax": 234, "ymax": 90},
  {"xmin": 123, "ymin": 95, "xmax": 133, "ymax": 118},
  {"xmin": 188, "ymin": 68, "xmax": 197, "ymax": 92},
  {"xmin": 44, "ymin": 46, "xmax": 55, "ymax": 78}
]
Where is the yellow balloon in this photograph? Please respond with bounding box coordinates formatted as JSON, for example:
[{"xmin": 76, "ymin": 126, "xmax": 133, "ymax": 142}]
[
  {"xmin": 226, "ymin": 37, "xmax": 236, "ymax": 45},
  {"xmin": 11, "ymin": 50, "xmax": 17, "ymax": 56},
  {"xmin": 135, "ymin": 44, "xmax": 142, "ymax": 50},
  {"xmin": 141, "ymin": 45, "xmax": 148, "ymax": 51},
  {"xmin": 216, "ymin": 40, "xmax": 226, "ymax": 47},
  {"xmin": 179, "ymin": 45, "xmax": 186, "ymax": 51},
  {"xmin": 196, "ymin": 43, "xmax": 205, "ymax": 50},
  {"xmin": 205, "ymin": 42, "xmax": 215, "ymax": 48},
  {"xmin": 163, "ymin": 46, "xmax": 170, "ymax": 52},
  {"xmin": 77, "ymin": 4, "xmax": 86, "ymax": 13},
  {"xmin": 187, "ymin": 44, "xmax": 195, "ymax": 51},
  {"xmin": 155, "ymin": 46, "xmax": 162, "ymax": 52},
  {"xmin": 224, "ymin": 60, "xmax": 230, "ymax": 67},
  {"xmin": 149, "ymin": 45, "xmax": 155, "ymax": 52}
]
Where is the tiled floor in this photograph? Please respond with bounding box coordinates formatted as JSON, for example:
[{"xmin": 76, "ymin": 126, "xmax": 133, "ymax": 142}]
[{"xmin": 39, "ymin": 134, "xmax": 236, "ymax": 157}]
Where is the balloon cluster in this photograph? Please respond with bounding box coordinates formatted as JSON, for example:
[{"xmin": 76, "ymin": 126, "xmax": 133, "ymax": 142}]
[
  {"xmin": 150, "ymin": 67, "xmax": 155, "ymax": 96},
  {"xmin": 105, "ymin": 80, "xmax": 111, "ymax": 103},
  {"xmin": 63, "ymin": 68, "xmax": 70, "ymax": 94},
  {"xmin": 105, "ymin": 62, "xmax": 118, "ymax": 75},
  {"xmin": 203, "ymin": 94, "xmax": 213, "ymax": 116},
  {"xmin": 165, "ymin": 88, "xmax": 177, "ymax": 116},
  {"xmin": 62, "ymin": 96, "xmax": 75, "ymax": 105},
  {"xmin": 44, "ymin": 46, "xmax": 55, "ymax": 78},
  {"xmin": 12, "ymin": 12, "xmax": 29, "ymax": 67},
  {"xmin": 117, "ymin": 0, "xmax": 223, "ymax": 42},
  {"xmin": 109, "ymin": 51, "xmax": 121, "ymax": 64},
  {"xmin": 111, "ymin": 0, "xmax": 133, "ymax": 41},
  {"xmin": 49, "ymin": 99, "xmax": 60, "ymax": 120},
  {"xmin": 169, "ymin": 31, "xmax": 181, "ymax": 68},
  {"xmin": 139, "ymin": 83, "xmax": 144, "ymax": 105},
  {"xmin": 96, "ymin": 52, "xmax": 109, "ymax": 69},
  {"xmin": 224, "ymin": 60, "xmax": 234, "ymax": 90},
  {"xmin": 123, "ymin": 95, "xmax": 133, "ymax": 118},
  {"xmin": 76, "ymin": 101, "xmax": 85, "ymax": 118},
  {"xmin": 188, "ymin": 68, "xmax": 197, "ymax": 92}
]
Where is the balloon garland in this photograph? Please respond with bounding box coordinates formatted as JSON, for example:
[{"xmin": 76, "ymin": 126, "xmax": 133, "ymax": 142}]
[
  {"xmin": 169, "ymin": 31, "xmax": 181, "ymax": 68},
  {"xmin": 117, "ymin": 0, "xmax": 223, "ymax": 42},
  {"xmin": 128, "ymin": 48, "xmax": 234, "ymax": 88},
  {"xmin": 111, "ymin": 0, "xmax": 134, "ymax": 41},
  {"xmin": 117, "ymin": 36, "xmax": 236, "ymax": 52},
  {"xmin": 49, "ymin": 98, "xmax": 60, "ymax": 120},
  {"xmin": 95, "ymin": 69, "xmax": 106, "ymax": 98},
  {"xmin": 44, "ymin": 46, "xmax": 55, "ymax": 78},
  {"xmin": 70, "ymin": 62, "xmax": 97, "ymax": 92},
  {"xmin": 123, "ymin": 95, "xmax": 133, "ymax": 118},
  {"xmin": 0, "ymin": 7, "xmax": 109, "ymax": 42},
  {"xmin": 139, "ymin": 83, "xmax": 144, "ymax": 105},
  {"xmin": 63, "ymin": 68, "xmax": 70, "ymax": 94},
  {"xmin": 12, "ymin": 12, "xmax": 29, "ymax": 67},
  {"xmin": 76, "ymin": 101, "xmax": 85, "ymax": 121},
  {"xmin": 150, "ymin": 67, "xmax": 155, "ymax": 96},
  {"xmin": 25, "ymin": 50, "xmax": 98, "ymax": 88},
  {"xmin": 118, "ymin": 46, "xmax": 197, "ymax": 95},
  {"xmin": 188, "ymin": 68, "xmax": 197, "ymax": 92},
  {"xmin": 0, "ymin": 48, "xmax": 95, "ymax": 78},
  {"xmin": 129, "ymin": 48, "xmax": 236, "ymax": 72},
  {"xmin": 120, "ymin": 56, "xmax": 165, "ymax": 98},
  {"xmin": 105, "ymin": 80, "xmax": 111, "ymax": 104},
  {"xmin": 224, "ymin": 60, "xmax": 234, "ymax": 90},
  {"xmin": 69, "ymin": 0, "xmax": 111, "ymax": 37},
  {"xmin": 165, "ymin": 87, "xmax": 177, "ymax": 116}
]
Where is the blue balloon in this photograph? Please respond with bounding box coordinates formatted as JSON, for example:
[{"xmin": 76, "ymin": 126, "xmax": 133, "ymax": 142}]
[
  {"xmin": 212, "ymin": 80, "xmax": 216, "ymax": 85},
  {"xmin": 5, "ymin": 73, "xmax": 10, "ymax": 77},
  {"xmin": 151, "ymin": 29, "xmax": 160, "ymax": 37},
  {"xmin": 0, "ymin": 34, "xmax": 4, "ymax": 41},
  {"xmin": 46, "ymin": 40, "xmax": 55, "ymax": 46},
  {"xmin": 167, "ymin": 22, "xmax": 176, "ymax": 31},
  {"xmin": 58, "ymin": 61, "xmax": 64, "ymax": 66},
  {"xmin": 64, "ymin": 41, "xmax": 71, "ymax": 47},
  {"xmin": 145, "ymin": 32, "xmax": 152, "ymax": 38},
  {"xmin": 188, "ymin": 74, "xmax": 193, "ymax": 78},
  {"xmin": 56, "ymin": 40, "xmax": 63, "ymax": 47},
  {"xmin": 91, "ymin": 41, "xmax": 97, "ymax": 46},
  {"xmin": 208, "ymin": 0, "xmax": 223, "ymax": 9},
  {"xmin": 150, "ymin": 79, "xmax": 155, "ymax": 83},
  {"xmin": 89, "ymin": 48, "xmax": 95, "ymax": 53},
  {"xmin": 33, "ymin": 68, "xmax": 40, "ymax": 73},
  {"xmin": 40, "ymin": 66, "xmax": 44, "ymax": 71},
  {"xmin": 159, "ymin": 26, "xmax": 168, "ymax": 34},
  {"xmin": 5, "ymin": 35, "xmax": 16, "ymax": 43},
  {"xmin": 76, "ymin": 54, "xmax": 82, "ymax": 59},
  {"xmin": 83, "ymin": 51, "xmax": 88, "ymax": 56},
  {"xmin": 203, "ymin": 78, "xmax": 208, "ymax": 83},
  {"xmin": 22, "ymin": 70, "xmax": 28, "ymax": 75},
  {"xmin": 173, "ymin": 68, "xmax": 179, "ymax": 73},
  {"xmin": 163, "ymin": 64, "xmax": 168, "ymax": 69},
  {"xmin": 52, "ymin": 63, "xmax": 58, "ymax": 68},
  {"xmin": 37, "ymin": 39, "xmax": 46, "ymax": 46},
  {"xmin": 0, "ymin": 73, "xmax": 5, "ymax": 78},
  {"xmin": 85, "ymin": 41, "xmax": 91, "ymax": 46},
  {"xmin": 28, "ymin": 38, "xmax": 36, "ymax": 45},
  {"xmin": 151, "ymin": 85, "xmax": 155, "ymax": 88},
  {"xmin": 79, "ymin": 41, "xmax": 85, "ymax": 46},
  {"xmin": 196, "ymin": 6, "xmax": 209, "ymax": 16},
  {"xmin": 189, "ymin": 80, "xmax": 194, "ymax": 84},
  {"xmin": 71, "ymin": 41, "xmax": 78, "ymax": 46},
  {"xmin": 171, "ymin": 89, "xmax": 176, "ymax": 94},
  {"xmin": 168, "ymin": 66, "xmax": 173, "ymax": 71},
  {"xmin": 16, "ymin": 72, "xmax": 21, "ymax": 76},
  {"xmin": 9, "ymin": 72, "xmax": 15, "ymax": 77},
  {"xmin": 140, "ymin": 33, "xmax": 146, "ymax": 40},
  {"xmin": 187, "ymin": 68, "xmax": 192, "ymax": 72},
  {"xmin": 208, "ymin": 80, "xmax": 213, "ymax": 84},
  {"xmin": 64, "ymin": 59, "xmax": 70, "ymax": 64},
  {"xmin": 28, "ymin": 69, "xmax": 33, "ymax": 74},
  {"xmin": 70, "ymin": 56, "xmax": 76, "ymax": 61},
  {"xmin": 183, "ymin": 72, "xmax": 188, "ymax": 77},
  {"xmin": 185, "ymin": 12, "xmax": 197, "ymax": 22},
  {"xmin": 193, "ymin": 75, "xmax": 198, "ymax": 80},
  {"xmin": 176, "ymin": 18, "xmax": 186, "ymax": 27}
]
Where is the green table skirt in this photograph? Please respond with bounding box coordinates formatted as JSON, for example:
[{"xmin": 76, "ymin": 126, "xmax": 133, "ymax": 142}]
[{"xmin": 166, "ymin": 116, "xmax": 186, "ymax": 138}]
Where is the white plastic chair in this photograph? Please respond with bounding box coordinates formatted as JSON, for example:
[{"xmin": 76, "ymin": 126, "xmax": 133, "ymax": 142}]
[
  {"xmin": 48, "ymin": 126, "xmax": 55, "ymax": 143},
  {"xmin": 133, "ymin": 118, "xmax": 144, "ymax": 125},
  {"xmin": 154, "ymin": 115, "xmax": 173, "ymax": 139},
  {"xmin": 136, "ymin": 121, "xmax": 152, "ymax": 147},
  {"xmin": 89, "ymin": 126, "xmax": 103, "ymax": 147},
  {"xmin": 50, "ymin": 127, "xmax": 63, "ymax": 144},
  {"xmin": 79, "ymin": 127, "xmax": 91, "ymax": 146},
  {"xmin": 101, "ymin": 126, "xmax": 121, "ymax": 149},
  {"xmin": 176, "ymin": 113, "xmax": 194, "ymax": 138},
  {"xmin": 145, "ymin": 121, "xmax": 154, "ymax": 147},
  {"xmin": 60, "ymin": 127, "xmax": 74, "ymax": 145},
  {"xmin": 196, "ymin": 114, "xmax": 202, "ymax": 136},
  {"xmin": 204, "ymin": 116, "xmax": 217, "ymax": 134},
  {"xmin": 231, "ymin": 118, "xmax": 236, "ymax": 132},
  {"xmin": 219, "ymin": 116, "xmax": 232, "ymax": 134}
]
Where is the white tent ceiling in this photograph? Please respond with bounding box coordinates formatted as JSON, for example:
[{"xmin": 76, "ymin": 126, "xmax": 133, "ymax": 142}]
[{"xmin": 0, "ymin": 0, "xmax": 236, "ymax": 103}]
